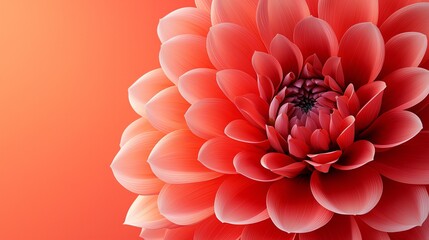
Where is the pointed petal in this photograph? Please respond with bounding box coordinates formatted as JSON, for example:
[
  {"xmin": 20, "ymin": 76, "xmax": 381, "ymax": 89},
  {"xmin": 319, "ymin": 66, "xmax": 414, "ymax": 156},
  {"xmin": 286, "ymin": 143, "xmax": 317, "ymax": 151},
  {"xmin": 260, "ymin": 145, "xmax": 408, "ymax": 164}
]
[
  {"xmin": 372, "ymin": 132, "xmax": 429, "ymax": 184},
  {"xmin": 381, "ymin": 67, "xmax": 429, "ymax": 113},
  {"xmin": 194, "ymin": 216, "xmax": 244, "ymax": 240},
  {"xmin": 158, "ymin": 178, "xmax": 223, "ymax": 225},
  {"xmin": 195, "ymin": 0, "xmax": 212, "ymax": 13},
  {"xmin": 261, "ymin": 152, "xmax": 306, "ymax": 178},
  {"xmin": 225, "ymin": 119, "xmax": 267, "ymax": 144},
  {"xmin": 145, "ymin": 86, "xmax": 189, "ymax": 133},
  {"xmin": 148, "ymin": 129, "xmax": 221, "ymax": 184},
  {"xmin": 216, "ymin": 69, "xmax": 258, "ymax": 102},
  {"xmin": 360, "ymin": 110, "xmax": 422, "ymax": 148},
  {"xmin": 207, "ymin": 23, "xmax": 264, "ymax": 75},
  {"xmin": 360, "ymin": 179, "xmax": 429, "ymax": 232},
  {"xmin": 198, "ymin": 136, "xmax": 259, "ymax": 174},
  {"xmin": 120, "ymin": 117, "xmax": 156, "ymax": 147},
  {"xmin": 267, "ymin": 178, "xmax": 334, "ymax": 233},
  {"xmin": 125, "ymin": 195, "xmax": 175, "ymax": 229},
  {"xmin": 211, "ymin": 0, "xmax": 259, "ymax": 34},
  {"xmin": 293, "ymin": 16, "xmax": 338, "ymax": 63},
  {"xmin": 311, "ymin": 166, "xmax": 383, "ymax": 215},
  {"xmin": 215, "ymin": 175, "xmax": 270, "ymax": 224},
  {"xmin": 252, "ymin": 51, "xmax": 283, "ymax": 90},
  {"xmin": 158, "ymin": 7, "xmax": 211, "ymax": 43},
  {"xmin": 310, "ymin": 129, "xmax": 330, "ymax": 152},
  {"xmin": 185, "ymin": 98, "xmax": 242, "ymax": 139},
  {"xmin": 300, "ymin": 215, "xmax": 362, "ymax": 240},
  {"xmin": 270, "ymin": 34, "xmax": 303, "ymax": 76},
  {"xmin": 306, "ymin": 0, "xmax": 319, "ymax": 16},
  {"xmin": 242, "ymin": 220, "xmax": 296, "ymax": 240},
  {"xmin": 160, "ymin": 35, "xmax": 213, "ymax": 84},
  {"xmin": 318, "ymin": 0, "xmax": 378, "ymax": 39},
  {"xmin": 111, "ymin": 132, "xmax": 165, "ymax": 195},
  {"xmin": 178, "ymin": 68, "xmax": 225, "ymax": 104},
  {"xmin": 129, "ymin": 68, "xmax": 173, "ymax": 116},
  {"xmin": 334, "ymin": 140, "xmax": 375, "ymax": 170},
  {"xmin": 233, "ymin": 151, "xmax": 282, "ymax": 182},
  {"xmin": 257, "ymin": 0, "xmax": 310, "ymax": 47},
  {"xmin": 355, "ymin": 81, "xmax": 386, "ymax": 131},
  {"xmin": 338, "ymin": 23, "xmax": 384, "ymax": 89}
]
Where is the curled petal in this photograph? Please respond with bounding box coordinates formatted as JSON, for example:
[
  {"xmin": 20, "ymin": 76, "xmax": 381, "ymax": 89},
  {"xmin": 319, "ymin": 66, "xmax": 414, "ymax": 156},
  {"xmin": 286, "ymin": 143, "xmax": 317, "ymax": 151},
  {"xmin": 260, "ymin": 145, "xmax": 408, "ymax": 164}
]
[
  {"xmin": 148, "ymin": 129, "xmax": 221, "ymax": 184},
  {"xmin": 311, "ymin": 166, "xmax": 383, "ymax": 215},
  {"xmin": 160, "ymin": 34, "xmax": 213, "ymax": 84},
  {"xmin": 355, "ymin": 81, "xmax": 386, "ymax": 131},
  {"xmin": 225, "ymin": 119, "xmax": 268, "ymax": 144},
  {"xmin": 252, "ymin": 51, "xmax": 283, "ymax": 90},
  {"xmin": 178, "ymin": 68, "xmax": 225, "ymax": 104},
  {"xmin": 233, "ymin": 151, "xmax": 282, "ymax": 182},
  {"xmin": 267, "ymin": 178, "xmax": 333, "ymax": 233},
  {"xmin": 157, "ymin": 7, "xmax": 211, "ymax": 43},
  {"xmin": 360, "ymin": 179, "xmax": 429, "ymax": 232},
  {"xmin": 215, "ymin": 175, "xmax": 270, "ymax": 224},
  {"xmin": 269, "ymin": 34, "xmax": 303, "ymax": 76},
  {"xmin": 261, "ymin": 152, "xmax": 306, "ymax": 178},
  {"xmin": 334, "ymin": 140, "xmax": 375, "ymax": 170}
]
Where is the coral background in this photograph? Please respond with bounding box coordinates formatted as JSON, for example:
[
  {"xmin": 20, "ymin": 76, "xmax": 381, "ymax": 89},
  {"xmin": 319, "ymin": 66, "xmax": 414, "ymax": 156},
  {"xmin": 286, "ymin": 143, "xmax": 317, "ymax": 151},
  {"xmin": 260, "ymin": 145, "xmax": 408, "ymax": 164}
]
[{"xmin": 0, "ymin": 0, "xmax": 193, "ymax": 239}]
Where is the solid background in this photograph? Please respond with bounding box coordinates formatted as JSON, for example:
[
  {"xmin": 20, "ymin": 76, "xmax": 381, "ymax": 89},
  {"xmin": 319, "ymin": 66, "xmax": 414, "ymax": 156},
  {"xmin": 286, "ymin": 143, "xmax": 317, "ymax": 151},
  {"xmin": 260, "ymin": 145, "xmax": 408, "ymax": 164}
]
[{"xmin": 0, "ymin": 0, "xmax": 194, "ymax": 239}]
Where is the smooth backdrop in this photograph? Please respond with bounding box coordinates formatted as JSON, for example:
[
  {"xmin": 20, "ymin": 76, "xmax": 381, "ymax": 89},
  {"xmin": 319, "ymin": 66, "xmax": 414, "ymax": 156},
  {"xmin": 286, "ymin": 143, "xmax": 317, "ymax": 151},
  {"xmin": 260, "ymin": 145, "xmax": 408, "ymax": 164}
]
[{"xmin": 0, "ymin": 0, "xmax": 194, "ymax": 239}]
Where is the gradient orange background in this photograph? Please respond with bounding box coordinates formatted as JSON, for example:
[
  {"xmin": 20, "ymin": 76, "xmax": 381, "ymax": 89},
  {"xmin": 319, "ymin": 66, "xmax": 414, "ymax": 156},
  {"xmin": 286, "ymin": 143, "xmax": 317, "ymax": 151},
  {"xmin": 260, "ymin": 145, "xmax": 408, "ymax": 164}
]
[{"xmin": 0, "ymin": 1, "xmax": 194, "ymax": 239}]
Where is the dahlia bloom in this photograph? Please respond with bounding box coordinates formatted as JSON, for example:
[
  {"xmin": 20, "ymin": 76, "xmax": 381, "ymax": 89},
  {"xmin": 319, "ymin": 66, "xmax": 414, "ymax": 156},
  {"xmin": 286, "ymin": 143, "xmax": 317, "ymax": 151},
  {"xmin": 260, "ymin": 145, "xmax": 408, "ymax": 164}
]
[{"xmin": 112, "ymin": 0, "xmax": 429, "ymax": 239}]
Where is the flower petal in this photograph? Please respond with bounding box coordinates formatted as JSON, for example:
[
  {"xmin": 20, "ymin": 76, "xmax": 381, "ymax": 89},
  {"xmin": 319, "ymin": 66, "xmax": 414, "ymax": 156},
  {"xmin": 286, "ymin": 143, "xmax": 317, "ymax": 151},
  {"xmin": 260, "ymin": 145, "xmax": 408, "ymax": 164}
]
[
  {"xmin": 372, "ymin": 132, "xmax": 429, "ymax": 184},
  {"xmin": 198, "ymin": 136, "xmax": 259, "ymax": 174},
  {"xmin": 379, "ymin": 32, "xmax": 427, "ymax": 78},
  {"xmin": 158, "ymin": 178, "xmax": 223, "ymax": 225},
  {"xmin": 318, "ymin": 0, "xmax": 378, "ymax": 39},
  {"xmin": 267, "ymin": 178, "xmax": 333, "ymax": 233},
  {"xmin": 195, "ymin": 0, "xmax": 212, "ymax": 13},
  {"xmin": 378, "ymin": 0, "xmax": 429, "ymax": 24},
  {"xmin": 241, "ymin": 220, "xmax": 296, "ymax": 240},
  {"xmin": 252, "ymin": 51, "xmax": 283, "ymax": 91},
  {"xmin": 360, "ymin": 110, "xmax": 422, "ymax": 148},
  {"xmin": 311, "ymin": 166, "xmax": 383, "ymax": 215},
  {"xmin": 269, "ymin": 34, "xmax": 303, "ymax": 76},
  {"xmin": 111, "ymin": 132, "xmax": 165, "ymax": 195},
  {"xmin": 257, "ymin": 0, "xmax": 310, "ymax": 47},
  {"xmin": 293, "ymin": 17, "xmax": 338, "ymax": 63},
  {"xmin": 389, "ymin": 216, "xmax": 429, "ymax": 240},
  {"xmin": 178, "ymin": 68, "xmax": 225, "ymax": 104},
  {"xmin": 140, "ymin": 228, "xmax": 166, "ymax": 240},
  {"xmin": 334, "ymin": 140, "xmax": 375, "ymax": 170},
  {"xmin": 165, "ymin": 226, "xmax": 197, "ymax": 240},
  {"xmin": 129, "ymin": 68, "xmax": 173, "ymax": 116},
  {"xmin": 381, "ymin": 67, "xmax": 429, "ymax": 113},
  {"xmin": 300, "ymin": 215, "xmax": 362, "ymax": 240},
  {"xmin": 185, "ymin": 98, "xmax": 242, "ymax": 139},
  {"xmin": 145, "ymin": 86, "xmax": 190, "ymax": 133},
  {"xmin": 125, "ymin": 195, "xmax": 175, "ymax": 229},
  {"xmin": 160, "ymin": 34, "xmax": 213, "ymax": 84},
  {"xmin": 225, "ymin": 119, "xmax": 267, "ymax": 144},
  {"xmin": 216, "ymin": 69, "xmax": 258, "ymax": 102},
  {"xmin": 261, "ymin": 152, "xmax": 306, "ymax": 178},
  {"xmin": 207, "ymin": 23, "xmax": 264, "ymax": 75},
  {"xmin": 215, "ymin": 175, "xmax": 270, "ymax": 224},
  {"xmin": 359, "ymin": 179, "xmax": 429, "ymax": 232},
  {"xmin": 120, "ymin": 117, "xmax": 156, "ymax": 147},
  {"xmin": 356, "ymin": 220, "xmax": 391, "ymax": 240},
  {"xmin": 355, "ymin": 81, "xmax": 386, "ymax": 131},
  {"xmin": 148, "ymin": 129, "xmax": 221, "ymax": 184},
  {"xmin": 211, "ymin": 0, "xmax": 259, "ymax": 34},
  {"xmin": 233, "ymin": 151, "xmax": 282, "ymax": 182},
  {"xmin": 157, "ymin": 7, "xmax": 211, "ymax": 43},
  {"xmin": 194, "ymin": 216, "xmax": 244, "ymax": 240},
  {"xmin": 338, "ymin": 23, "xmax": 385, "ymax": 89}
]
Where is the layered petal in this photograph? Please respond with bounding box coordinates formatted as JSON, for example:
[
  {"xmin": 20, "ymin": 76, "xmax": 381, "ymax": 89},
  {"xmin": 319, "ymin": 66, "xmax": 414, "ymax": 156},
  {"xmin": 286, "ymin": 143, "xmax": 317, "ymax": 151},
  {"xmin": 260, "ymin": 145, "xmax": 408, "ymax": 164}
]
[
  {"xmin": 233, "ymin": 151, "xmax": 282, "ymax": 182},
  {"xmin": 269, "ymin": 34, "xmax": 303, "ymax": 76},
  {"xmin": 195, "ymin": 0, "xmax": 212, "ymax": 13},
  {"xmin": 241, "ymin": 220, "xmax": 296, "ymax": 240},
  {"xmin": 389, "ymin": 217, "xmax": 429, "ymax": 240},
  {"xmin": 178, "ymin": 68, "xmax": 225, "ymax": 104},
  {"xmin": 120, "ymin": 117, "xmax": 156, "ymax": 147},
  {"xmin": 334, "ymin": 140, "xmax": 375, "ymax": 170},
  {"xmin": 300, "ymin": 215, "xmax": 362, "ymax": 240},
  {"xmin": 378, "ymin": 0, "xmax": 429, "ymax": 24},
  {"xmin": 267, "ymin": 178, "xmax": 333, "ymax": 233},
  {"xmin": 216, "ymin": 69, "xmax": 258, "ymax": 102},
  {"xmin": 211, "ymin": 0, "xmax": 259, "ymax": 34},
  {"xmin": 125, "ymin": 195, "xmax": 174, "ymax": 229},
  {"xmin": 148, "ymin": 129, "xmax": 221, "ymax": 184},
  {"xmin": 215, "ymin": 175, "xmax": 270, "ymax": 224},
  {"xmin": 194, "ymin": 216, "xmax": 244, "ymax": 240}
]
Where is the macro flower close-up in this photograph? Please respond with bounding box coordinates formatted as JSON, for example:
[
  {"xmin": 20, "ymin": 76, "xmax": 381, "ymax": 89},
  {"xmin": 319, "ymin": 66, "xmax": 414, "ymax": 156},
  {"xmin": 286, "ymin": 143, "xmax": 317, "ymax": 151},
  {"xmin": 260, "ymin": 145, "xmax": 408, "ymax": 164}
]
[{"xmin": 111, "ymin": 0, "xmax": 429, "ymax": 239}]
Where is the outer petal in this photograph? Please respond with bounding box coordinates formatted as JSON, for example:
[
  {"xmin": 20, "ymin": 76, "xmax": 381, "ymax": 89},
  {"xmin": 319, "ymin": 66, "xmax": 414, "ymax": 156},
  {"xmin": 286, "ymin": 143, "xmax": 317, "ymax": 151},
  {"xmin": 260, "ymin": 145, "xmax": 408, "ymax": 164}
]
[
  {"xmin": 360, "ymin": 179, "xmax": 429, "ymax": 232},
  {"xmin": 157, "ymin": 7, "xmax": 211, "ymax": 43},
  {"xmin": 257, "ymin": 0, "xmax": 310, "ymax": 47},
  {"xmin": 360, "ymin": 110, "xmax": 422, "ymax": 148},
  {"xmin": 300, "ymin": 215, "xmax": 362, "ymax": 240},
  {"xmin": 378, "ymin": 0, "xmax": 429, "ymax": 24},
  {"xmin": 145, "ymin": 86, "xmax": 189, "ymax": 133},
  {"xmin": 318, "ymin": 0, "xmax": 378, "ymax": 39},
  {"xmin": 379, "ymin": 32, "xmax": 427, "ymax": 78},
  {"xmin": 267, "ymin": 178, "xmax": 333, "ymax": 233},
  {"xmin": 125, "ymin": 195, "xmax": 174, "ymax": 229},
  {"xmin": 380, "ymin": 67, "xmax": 429, "ymax": 113},
  {"xmin": 389, "ymin": 217, "xmax": 429, "ymax": 240},
  {"xmin": 211, "ymin": 0, "xmax": 259, "ymax": 34},
  {"xmin": 148, "ymin": 129, "xmax": 221, "ymax": 184},
  {"xmin": 185, "ymin": 98, "xmax": 242, "ymax": 139},
  {"xmin": 216, "ymin": 69, "xmax": 258, "ymax": 102},
  {"xmin": 241, "ymin": 220, "xmax": 296, "ymax": 240},
  {"xmin": 178, "ymin": 68, "xmax": 225, "ymax": 104},
  {"xmin": 310, "ymin": 166, "xmax": 383, "ymax": 215},
  {"xmin": 194, "ymin": 216, "xmax": 244, "ymax": 240},
  {"xmin": 120, "ymin": 117, "xmax": 156, "ymax": 147},
  {"xmin": 207, "ymin": 23, "xmax": 264, "ymax": 75},
  {"xmin": 293, "ymin": 16, "xmax": 338, "ymax": 63},
  {"xmin": 371, "ymin": 132, "xmax": 429, "ymax": 184},
  {"xmin": 111, "ymin": 132, "xmax": 165, "ymax": 195},
  {"xmin": 215, "ymin": 175, "xmax": 270, "ymax": 224},
  {"xmin": 338, "ymin": 23, "xmax": 385, "ymax": 89},
  {"xmin": 158, "ymin": 178, "xmax": 223, "ymax": 225},
  {"xmin": 380, "ymin": 3, "xmax": 429, "ymax": 65},
  {"xmin": 160, "ymin": 34, "xmax": 213, "ymax": 84},
  {"xmin": 129, "ymin": 68, "xmax": 173, "ymax": 116}
]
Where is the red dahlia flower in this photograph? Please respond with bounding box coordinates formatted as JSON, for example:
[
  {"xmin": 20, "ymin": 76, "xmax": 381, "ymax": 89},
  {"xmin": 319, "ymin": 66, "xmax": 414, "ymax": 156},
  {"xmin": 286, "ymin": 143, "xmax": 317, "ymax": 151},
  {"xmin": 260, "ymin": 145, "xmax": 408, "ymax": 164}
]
[{"xmin": 112, "ymin": 0, "xmax": 429, "ymax": 239}]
